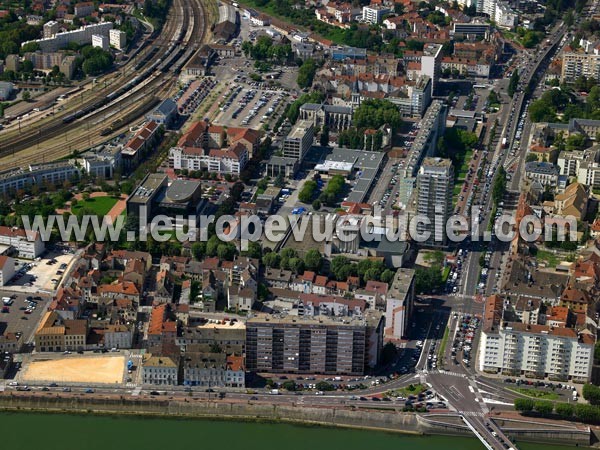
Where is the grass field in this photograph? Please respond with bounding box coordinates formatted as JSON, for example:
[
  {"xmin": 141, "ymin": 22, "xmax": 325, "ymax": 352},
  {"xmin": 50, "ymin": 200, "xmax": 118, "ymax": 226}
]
[
  {"xmin": 535, "ymin": 250, "xmax": 560, "ymax": 268},
  {"xmin": 510, "ymin": 387, "xmax": 560, "ymax": 400},
  {"xmin": 71, "ymin": 196, "xmax": 118, "ymax": 216},
  {"xmin": 390, "ymin": 383, "xmax": 427, "ymax": 398}
]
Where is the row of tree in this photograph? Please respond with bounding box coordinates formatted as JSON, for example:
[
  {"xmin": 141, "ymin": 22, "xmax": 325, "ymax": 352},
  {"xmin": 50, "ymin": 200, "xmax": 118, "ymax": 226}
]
[{"xmin": 515, "ymin": 397, "xmax": 600, "ymax": 423}]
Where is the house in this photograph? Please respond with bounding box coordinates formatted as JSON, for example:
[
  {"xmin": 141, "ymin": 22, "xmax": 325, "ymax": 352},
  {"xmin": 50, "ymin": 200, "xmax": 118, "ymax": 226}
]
[
  {"xmin": 34, "ymin": 311, "xmax": 87, "ymax": 352},
  {"xmin": 182, "ymin": 352, "xmax": 245, "ymax": 388},
  {"xmin": 142, "ymin": 354, "xmax": 178, "ymax": 385}
]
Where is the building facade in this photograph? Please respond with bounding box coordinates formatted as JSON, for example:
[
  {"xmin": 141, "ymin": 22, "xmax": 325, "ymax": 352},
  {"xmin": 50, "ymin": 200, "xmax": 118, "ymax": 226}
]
[
  {"xmin": 245, "ymin": 314, "xmax": 382, "ymax": 375},
  {"xmin": 416, "ymin": 157, "xmax": 454, "ymax": 246}
]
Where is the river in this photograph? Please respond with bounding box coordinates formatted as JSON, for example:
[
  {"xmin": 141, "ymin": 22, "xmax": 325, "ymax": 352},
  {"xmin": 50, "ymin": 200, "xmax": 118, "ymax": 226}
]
[{"xmin": 1, "ymin": 412, "xmax": 583, "ymax": 450}]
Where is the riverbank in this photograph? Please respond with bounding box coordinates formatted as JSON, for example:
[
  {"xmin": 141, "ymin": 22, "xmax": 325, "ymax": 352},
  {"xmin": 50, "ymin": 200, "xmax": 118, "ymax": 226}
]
[{"xmin": 0, "ymin": 392, "xmax": 592, "ymax": 447}]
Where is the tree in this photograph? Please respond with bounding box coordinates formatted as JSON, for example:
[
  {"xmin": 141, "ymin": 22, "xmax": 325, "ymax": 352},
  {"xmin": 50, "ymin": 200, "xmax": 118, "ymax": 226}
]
[
  {"xmin": 298, "ymin": 180, "xmax": 317, "ymax": 203},
  {"xmin": 217, "ymin": 243, "xmax": 237, "ymax": 261},
  {"xmin": 210, "ymin": 343, "xmax": 223, "ymax": 353},
  {"xmin": 583, "ymin": 384, "xmax": 600, "ymax": 405},
  {"xmin": 262, "ymin": 251, "xmax": 281, "ymax": 268},
  {"xmin": 315, "ymin": 381, "xmax": 335, "ymax": 391},
  {"xmin": 575, "ymin": 403, "xmax": 600, "ymax": 423},
  {"xmin": 304, "ymin": 249, "xmax": 322, "ymax": 271},
  {"xmin": 514, "ymin": 398, "xmax": 535, "ymax": 412},
  {"xmin": 242, "ymin": 241, "xmax": 262, "ymax": 259},
  {"xmin": 312, "ymin": 199, "xmax": 321, "ymax": 211},
  {"xmin": 297, "ymin": 58, "xmax": 317, "ymax": 89},
  {"xmin": 282, "ymin": 380, "xmax": 298, "ymax": 391},
  {"xmin": 22, "ymin": 91, "xmax": 30, "ymax": 102},
  {"xmin": 508, "ymin": 70, "xmax": 520, "ymax": 98},
  {"xmin": 380, "ymin": 269, "xmax": 395, "ymax": 284},
  {"xmin": 555, "ymin": 402, "xmax": 575, "ymax": 419},
  {"xmin": 288, "ymin": 257, "xmax": 305, "ymax": 274},
  {"xmin": 191, "ymin": 242, "xmax": 206, "ymax": 260},
  {"xmin": 415, "ymin": 266, "xmax": 443, "ymax": 294},
  {"xmin": 320, "ymin": 125, "xmax": 330, "ymax": 146},
  {"xmin": 534, "ymin": 400, "xmax": 554, "ymax": 416}
]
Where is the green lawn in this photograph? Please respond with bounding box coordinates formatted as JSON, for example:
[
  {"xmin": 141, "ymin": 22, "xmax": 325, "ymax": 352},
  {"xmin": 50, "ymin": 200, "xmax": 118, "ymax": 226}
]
[
  {"xmin": 442, "ymin": 266, "xmax": 451, "ymax": 282},
  {"xmin": 71, "ymin": 196, "xmax": 118, "ymax": 216},
  {"xmin": 389, "ymin": 383, "xmax": 427, "ymax": 398},
  {"xmin": 437, "ymin": 326, "xmax": 450, "ymax": 364},
  {"xmin": 535, "ymin": 250, "xmax": 560, "ymax": 268},
  {"xmin": 510, "ymin": 387, "xmax": 560, "ymax": 400}
]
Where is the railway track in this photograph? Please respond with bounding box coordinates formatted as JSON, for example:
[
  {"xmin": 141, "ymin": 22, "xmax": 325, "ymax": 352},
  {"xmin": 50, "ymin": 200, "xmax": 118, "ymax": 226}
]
[
  {"xmin": 0, "ymin": 0, "xmax": 208, "ymax": 169},
  {"xmin": 0, "ymin": 0, "xmax": 192, "ymax": 156}
]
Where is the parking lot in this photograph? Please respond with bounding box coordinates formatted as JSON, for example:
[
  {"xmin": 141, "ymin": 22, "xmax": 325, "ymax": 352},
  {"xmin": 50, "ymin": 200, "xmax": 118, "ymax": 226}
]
[
  {"xmin": 213, "ymin": 83, "xmax": 289, "ymax": 129},
  {"xmin": 6, "ymin": 251, "xmax": 76, "ymax": 294},
  {"xmin": 0, "ymin": 290, "xmax": 49, "ymax": 342}
]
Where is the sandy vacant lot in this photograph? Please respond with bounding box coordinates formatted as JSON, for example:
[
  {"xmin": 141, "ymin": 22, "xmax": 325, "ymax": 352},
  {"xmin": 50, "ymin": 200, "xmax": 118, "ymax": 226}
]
[{"xmin": 22, "ymin": 356, "xmax": 125, "ymax": 384}]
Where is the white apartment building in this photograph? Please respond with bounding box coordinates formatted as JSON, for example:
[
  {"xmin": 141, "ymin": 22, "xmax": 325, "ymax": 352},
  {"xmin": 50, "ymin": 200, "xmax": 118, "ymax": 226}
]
[
  {"xmin": 389, "ymin": 75, "xmax": 432, "ymax": 117},
  {"xmin": 170, "ymin": 143, "xmax": 248, "ymax": 175},
  {"xmin": 0, "ymin": 161, "xmax": 81, "ymax": 196},
  {"xmin": 478, "ymin": 0, "xmax": 517, "ymax": 29},
  {"xmin": 416, "ymin": 157, "xmax": 454, "ymax": 246},
  {"xmin": 92, "ymin": 34, "xmax": 109, "ymax": 51},
  {"xmin": 421, "ymin": 43, "xmax": 442, "ymax": 95},
  {"xmin": 0, "ymin": 226, "xmax": 45, "ymax": 259},
  {"xmin": 283, "ymin": 119, "xmax": 314, "ymax": 161},
  {"xmin": 109, "ymin": 29, "xmax": 126, "ymax": 50},
  {"xmin": 384, "ymin": 268, "xmax": 415, "ymax": 342},
  {"xmin": 361, "ymin": 5, "xmax": 391, "ymax": 24},
  {"xmin": 562, "ymin": 39, "xmax": 600, "ymax": 83},
  {"xmin": 557, "ymin": 148, "xmax": 600, "ymax": 189},
  {"xmin": 480, "ymin": 296, "xmax": 595, "ymax": 382},
  {"xmin": 22, "ymin": 22, "xmax": 113, "ymax": 52}
]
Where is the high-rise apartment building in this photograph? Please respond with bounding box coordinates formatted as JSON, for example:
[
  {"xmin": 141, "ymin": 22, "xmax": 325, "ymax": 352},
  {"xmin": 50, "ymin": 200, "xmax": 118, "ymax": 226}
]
[
  {"xmin": 245, "ymin": 312, "xmax": 383, "ymax": 375},
  {"xmin": 283, "ymin": 119, "xmax": 314, "ymax": 161},
  {"xmin": 416, "ymin": 157, "xmax": 454, "ymax": 246}
]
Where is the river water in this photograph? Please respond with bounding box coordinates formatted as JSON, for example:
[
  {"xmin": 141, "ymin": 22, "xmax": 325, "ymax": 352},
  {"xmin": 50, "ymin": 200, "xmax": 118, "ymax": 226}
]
[{"xmin": 1, "ymin": 412, "xmax": 579, "ymax": 450}]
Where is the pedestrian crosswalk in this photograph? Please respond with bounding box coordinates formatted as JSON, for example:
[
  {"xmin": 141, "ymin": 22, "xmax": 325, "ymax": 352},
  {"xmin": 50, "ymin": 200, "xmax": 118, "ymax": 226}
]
[
  {"xmin": 126, "ymin": 382, "xmax": 137, "ymax": 388},
  {"xmin": 432, "ymin": 370, "xmax": 466, "ymax": 378},
  {"xmin": 461, "ymin": 411, "xmax": 486, "ymax": 417}
]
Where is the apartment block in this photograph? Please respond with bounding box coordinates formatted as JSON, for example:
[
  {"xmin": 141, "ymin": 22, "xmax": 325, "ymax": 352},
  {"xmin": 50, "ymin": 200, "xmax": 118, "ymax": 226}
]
[
  {"xmin": 361, "ymin": 5, "xmax": 391, "ymax": 24},
  {"xmin": 109, "ymin": 29, "xmax": 126, "ymax": 50},
  {"xmin": 245, "ymin": 312, "xmax": 383, "ymax": 375},
  {"xmin": 22, "ymin": 22, "xmax": 113, "ymax": 52},
  {"xmin": 384, "ymin": 268, "xmax": 415, "ymax": 342},
  {"xmin": 416, "ymin": 157, "xmax": 454, "ymax": 246},
  {"xmin": 0, "ymin": 226, "xmax": 45, "ymax": 259},
  {"xmin": 283, "ymin": 119, "xmax": 314, "ymax": 161},
  {"xmin": 479, "ymin": 296, "xmax": 595, "ymax": 382},
  {"xmin": 92, "ymin": 34, "xmax": 109, "ymax": 50},
  {"xmin": 561, "ymin": 40, "xmax": 600, "ymax": 83}
]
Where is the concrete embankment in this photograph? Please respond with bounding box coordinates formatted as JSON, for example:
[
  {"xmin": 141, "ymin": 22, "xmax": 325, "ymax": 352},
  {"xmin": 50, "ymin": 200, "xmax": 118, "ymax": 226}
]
[
  {"xmin": 0, "ymin": 394, "xmax": 420, "ymax": 434},
  {"xmin": 0, "ymin": 394, "xmax": 593, "ymax": 446}
]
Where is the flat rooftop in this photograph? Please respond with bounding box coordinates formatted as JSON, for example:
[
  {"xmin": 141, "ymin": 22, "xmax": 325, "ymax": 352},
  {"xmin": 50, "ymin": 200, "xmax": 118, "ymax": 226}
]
[
  {"xmin": 287, "ymin": 119, "xmax": 313, "ymax": 140},
  {"xmin": 165, "ymin": 179, "xmax": 201, "ymax": 202},
  {"xmin": 128, "ymin": 173, "xmax": 168, "ymax": 204}
]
